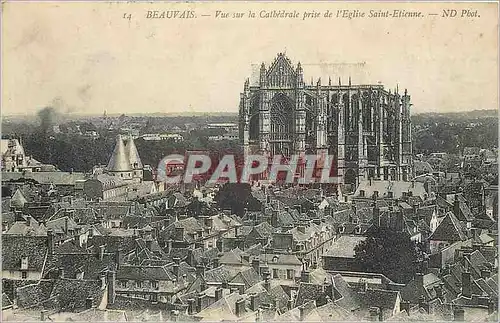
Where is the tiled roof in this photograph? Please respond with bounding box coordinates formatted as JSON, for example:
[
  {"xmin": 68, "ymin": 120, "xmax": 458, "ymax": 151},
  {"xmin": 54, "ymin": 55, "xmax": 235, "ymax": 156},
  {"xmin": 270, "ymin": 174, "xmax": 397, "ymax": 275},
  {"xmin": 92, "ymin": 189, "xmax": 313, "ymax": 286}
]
[
  {"xmin": 2, "ymin": 235, "xmax": 48, "ymax": 271},
  {"xmin": 429, "ymin": 212, "xmax": 467, "ymax": 242},
  {"xmin": 117, "ymin": 265, "xmax": 173, "ymax": 281},
  {"xmin": 233, "ymin": 267, "xmax": 261, "ymax": 288},
  {"xmin": 315, "ymin": 301, "xmax": 358, "ymax": 321},
  {"xmin": 16, "ymin": 280, "xmax": 56, "ymax": 308},
  {"xmin": 2, "ymin": 293, "xmax": 13, "ymax": 309},
  {"xmin": 204, "ymin": 265, "xmax": 241, "ymax": 283},
  {"xmin": 10, "ymin": 188, "xmax": 28, "ymax": 208},
  {"xmin": 331, "ymin": 274, "xmax": 362, "ymax": 311},
  {"xmin": 43, "ymin": 252, "xmax": 116, "ymax": 280},
  {"xmin": 1, "ymin": 171, "xmax": 86, "ymax": 186},
  {"xmin": 325, "ymin": 235, "xmax": 366, "ymax": 258},
  {"xmin": 49, "ymin": 278, "xmax": 105, "ymax": 312},
  {"xmin": 295, "ymin": 282, "xmax": 332, "ymax": 307},
  {"xmin": 5, "ymin": 220, "xmax": 47, "ymax": 236},
  {"xmin": 63, "ymin": 308, "xmax": 127, "ymax": 321}
]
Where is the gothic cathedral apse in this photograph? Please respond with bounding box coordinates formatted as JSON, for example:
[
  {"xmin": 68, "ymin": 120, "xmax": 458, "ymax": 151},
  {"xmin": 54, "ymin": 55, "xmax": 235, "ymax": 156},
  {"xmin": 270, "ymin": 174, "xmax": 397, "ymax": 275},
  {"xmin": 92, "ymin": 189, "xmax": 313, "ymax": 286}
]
[{"xmin": 238, "ymin": 53, "xmax": 413, "ymax": 189}]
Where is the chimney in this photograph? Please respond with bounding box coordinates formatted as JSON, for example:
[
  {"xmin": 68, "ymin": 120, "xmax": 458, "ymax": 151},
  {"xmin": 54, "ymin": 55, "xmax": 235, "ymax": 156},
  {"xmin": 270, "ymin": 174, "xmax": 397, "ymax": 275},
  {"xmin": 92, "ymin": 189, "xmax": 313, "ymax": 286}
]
[
  {"xmin": 47, "ymin": 229, "xmax": 55, "ymax": 255},
  {"xmin": 436, "ymin": 282, "xmax": 444, "ymax": 299},
  {"xmin": 107, "ymin": 271, "xmax": 116, "ymax": 304},
  {"xmin": 175, "ymin": 227, "xmax": 185, "ymax": 241},
  {"xmin": 59, "ymin": 267, "xmax": 65, "ymax": 278},
  {"xmin": 264, "ymin": 273, "xmax": 271, "ymax": 291},
  {"xmin": 301, "ymin": 270, "xmax": 310, "ymax": 283},
  {"xmin": 415, "ymin": 272, "xmax": 424, "ymax": 288},
  {"xmin": 216, "ymin": 238, "xmax": 223, "ymax": 252},
  {"xmin": 412, "ymin": 204, "xmax": 418, "ymax": 216},
  {"xmin": 454, "ymin": 195, "xmax": 460, "ymax": 217},
  {"xmin": 196, "ymin": 265, "xmax": 206, "ymax": 278},
  {"xmin": 418, "ymin": 295, "xmax": 429, "ymax": 313},
  {"xmin": 373, "ymin": 205, "xmax": 380, "ymax": 227},
  {"xmin": 114, "ymin": 251, "xmax": 120, "ymax": 270},
  {"xmin": 40, "ymin": 310, "xmax": 48, "ymax": 322},
  {"xmin": 215, "ymin": 287, "xmax": 223, "ymax": 301},
  {"xmin": 287, "ymin": 299, "xmax": 293, "ymax": 310},
  {"xmin": 271, "ymin": 209, "xmax": 279, "ymax": 227},
  {"xmin": 204, "ymin": 217, "xmax": 213, "ymax": 230},
  {"xmin": 196, "ymin": 292, "xmax": 204, "ymax": 313},
  {"xmin": 250, "ymin": 293, "xmax": 259, "ymax": 311},
  {"xmin": 299, "ymin": 305, "xmax": 306, "ymax": 321},
  {"xmin": 173, "ymin": 264, "xmax": 179, "ymax": 278},
  {"xmin": 26, "ymin": 216, "xmax": 32, "ymax": 227},
  {"xmin": 187, "ymin": 298, "xmax": 195, "ymax": 315},
  {"xmin": 99, "ymin": 245, "xmax": 105, "ymax": 260},
  {"xmin": 64, "ymin": 217, "xmax": 69, "ymax": 234},
  {"xmin": 100, "ymin": 273, "xmax": 106, "ymax": 289},
  {"xmin": 234, "ymin": 224, "xmax": 241, "ymax": 237},
  {"xmin": 85, "ymin": 297, "xmax": 93, "ymax": 309},
  {"xmin": 462, "ymin": 252, "xmax": 471, "ymax": 271},
  {"xmin": 252, "ymin": 258, "xmax": 260, "ymax": 274},
  {"xmin": 235, "ymin": 298, "xmax": 246, "ymax": 317},
  {"xmin": 167, "ymin": 239, "xmax": 173, "ymax": 253},
  {"xmin": 145, "ymin": 237, "xmax": 153, "ymax": 251},
  {"xmin": 171, "ymin": 310, "xmax": 179, "ymax": 322},
  {"xmin": 461, "ymin": 271, "xmax": 471, "ymax": 298},
  {"xmin": 453, "ymin": 307, "xmax": 465, "ymax": 321},
  {"xmin": 488, "ymin": 298, "xmax": 496, "ymax": 315}
]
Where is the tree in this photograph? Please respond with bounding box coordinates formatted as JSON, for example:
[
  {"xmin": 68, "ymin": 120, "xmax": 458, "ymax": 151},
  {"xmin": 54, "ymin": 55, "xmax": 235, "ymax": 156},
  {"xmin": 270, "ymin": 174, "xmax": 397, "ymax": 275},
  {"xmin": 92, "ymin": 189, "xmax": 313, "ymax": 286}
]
[
  {"xmin": 214, "ymin": 183, "xmax": 262, "ymax": 216},
  {"xmin": 354, "ymin": 227, "xmax": 424, "ymax": 284}
]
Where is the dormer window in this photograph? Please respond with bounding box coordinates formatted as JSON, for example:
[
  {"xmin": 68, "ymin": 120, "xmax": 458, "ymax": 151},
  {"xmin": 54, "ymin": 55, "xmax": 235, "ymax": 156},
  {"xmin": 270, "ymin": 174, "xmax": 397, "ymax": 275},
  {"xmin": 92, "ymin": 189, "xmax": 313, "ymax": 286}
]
[
  {"xmin": 359, "ymin": 190, "xmax": 365, "ymax": 197},
  {"xmin": 21, "ymin": 257, "xmax": 28, "ymax": 270}
]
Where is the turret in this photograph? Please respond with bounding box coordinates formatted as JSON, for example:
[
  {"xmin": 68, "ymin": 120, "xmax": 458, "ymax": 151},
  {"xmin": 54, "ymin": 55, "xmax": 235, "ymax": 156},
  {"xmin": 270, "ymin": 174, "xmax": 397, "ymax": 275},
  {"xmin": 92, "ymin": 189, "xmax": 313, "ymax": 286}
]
[
  {"xmin": 296, "ymin": 62, "xmax": 304, "ymax": 87},
  {"xmin": 125, "ymin": 134, "xmax": 143, "ymax": 181},
  {"xmin": 106, "ymin": 134, "xmax": 133, "ymax": 179},
  {"xmin": 259, "ymin": 63, "xmax": 267, "ymax": 86}
]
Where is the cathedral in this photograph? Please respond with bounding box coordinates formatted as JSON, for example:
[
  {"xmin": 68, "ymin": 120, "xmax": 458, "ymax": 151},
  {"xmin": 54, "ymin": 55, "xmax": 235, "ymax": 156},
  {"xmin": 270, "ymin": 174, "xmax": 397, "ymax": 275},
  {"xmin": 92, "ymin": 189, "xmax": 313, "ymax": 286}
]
[{"xmin": 238, "ymin": 53, "xmax": 413, "ymax": 189}]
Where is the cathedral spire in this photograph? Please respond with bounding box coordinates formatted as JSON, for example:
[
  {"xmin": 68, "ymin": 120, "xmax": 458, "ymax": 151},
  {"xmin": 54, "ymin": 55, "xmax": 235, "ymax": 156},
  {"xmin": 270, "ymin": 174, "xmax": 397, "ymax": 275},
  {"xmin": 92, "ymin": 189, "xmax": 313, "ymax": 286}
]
[
  {"xmin": 349, "ymin": 76, "xmax": 352, "ymax": 86},
  {"xmin": 339, "ymin": 77, "xmax": 341, "ymax": 86},
  {"xmin": 329, "ymin": 77, "xmax": 332, "ymax": 86}
]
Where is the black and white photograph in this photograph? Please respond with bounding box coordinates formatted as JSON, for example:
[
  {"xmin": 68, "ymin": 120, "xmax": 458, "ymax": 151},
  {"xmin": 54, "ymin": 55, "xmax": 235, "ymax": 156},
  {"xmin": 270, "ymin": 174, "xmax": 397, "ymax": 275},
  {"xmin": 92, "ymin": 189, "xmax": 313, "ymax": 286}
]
[{"xmin": 1, "ymin": 1, "xmax": 498, "ymax": 322}]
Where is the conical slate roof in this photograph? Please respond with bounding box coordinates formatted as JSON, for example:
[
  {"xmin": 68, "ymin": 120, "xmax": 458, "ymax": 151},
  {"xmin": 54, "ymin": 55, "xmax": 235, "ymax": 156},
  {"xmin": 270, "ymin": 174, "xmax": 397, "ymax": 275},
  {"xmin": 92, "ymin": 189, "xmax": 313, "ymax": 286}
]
[
  {"xmin": 125, "ymin": 135, "xmax": 143, "ymax": 169},
  {"xmin": 107, "ymin": 135, "xmax": 131, "ymax": 172},
  {"xmin": 10, "ymin": 188, "xmax": 27, "ymax": 209}
]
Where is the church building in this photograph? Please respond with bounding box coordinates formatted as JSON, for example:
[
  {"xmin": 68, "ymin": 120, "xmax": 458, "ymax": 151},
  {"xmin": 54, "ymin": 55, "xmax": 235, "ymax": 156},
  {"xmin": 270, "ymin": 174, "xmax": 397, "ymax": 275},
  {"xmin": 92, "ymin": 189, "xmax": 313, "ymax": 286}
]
[{"xmin": 238, "ymin": 53, "xmax": 413, "ymax": 190}]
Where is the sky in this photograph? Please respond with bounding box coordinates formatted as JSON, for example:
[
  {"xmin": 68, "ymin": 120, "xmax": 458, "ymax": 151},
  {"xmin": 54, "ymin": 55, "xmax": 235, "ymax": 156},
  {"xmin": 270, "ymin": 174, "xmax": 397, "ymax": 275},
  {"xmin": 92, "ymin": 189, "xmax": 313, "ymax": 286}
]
[{"xmin": 2, "ymin": 2, "xmax": 498, "ymax": 116}]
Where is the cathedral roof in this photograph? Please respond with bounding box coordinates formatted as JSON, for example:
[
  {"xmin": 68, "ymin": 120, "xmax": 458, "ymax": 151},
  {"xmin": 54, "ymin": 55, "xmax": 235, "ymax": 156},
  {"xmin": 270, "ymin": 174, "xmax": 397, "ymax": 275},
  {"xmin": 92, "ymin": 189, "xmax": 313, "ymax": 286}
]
[
  {"xmin": 125, "ymin": 135, "xmax": 143, "ymax": 169},
  {"xmin": 106, "ymin": 135, "xmax": 131, "ymax": 172}
]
